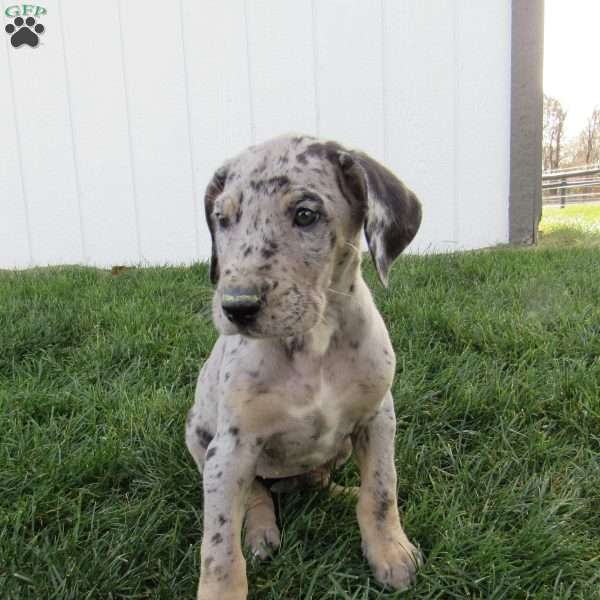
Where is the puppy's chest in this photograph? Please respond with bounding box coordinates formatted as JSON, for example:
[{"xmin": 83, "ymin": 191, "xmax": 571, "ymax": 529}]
[{"xmin": 256, "ymin": 352, "xmax": 392, "ymax": 478}]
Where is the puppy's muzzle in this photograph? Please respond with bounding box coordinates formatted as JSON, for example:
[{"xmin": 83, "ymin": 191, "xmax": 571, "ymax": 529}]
[{"xmin": 221, "ymin": 287, "xmax": 262, "ymax": 326}]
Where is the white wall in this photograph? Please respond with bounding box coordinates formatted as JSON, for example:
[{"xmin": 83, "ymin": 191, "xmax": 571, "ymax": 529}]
[{"xmin": 0, "ymin": 0, "xmax": 511, "ymax": 269}]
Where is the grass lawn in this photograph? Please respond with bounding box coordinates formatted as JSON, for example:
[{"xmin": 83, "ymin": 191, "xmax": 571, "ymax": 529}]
[
  {"xmin": 539, "ymin": 202, "xmax": 600, "ymax": 248},
  {"xmin": 2, "ymin": 206, "xmax": 600, "ymax": 599}
]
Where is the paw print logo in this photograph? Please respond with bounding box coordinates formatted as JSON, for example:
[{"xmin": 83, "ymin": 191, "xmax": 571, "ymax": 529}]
[{"xmin": 5, "ymin": 16, "xmax": 45, "ymax": 48}]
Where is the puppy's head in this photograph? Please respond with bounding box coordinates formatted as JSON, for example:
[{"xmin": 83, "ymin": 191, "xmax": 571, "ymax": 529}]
[{"xmin": 205, "ymin": 134, "xmax": 421, "ymax": 338}]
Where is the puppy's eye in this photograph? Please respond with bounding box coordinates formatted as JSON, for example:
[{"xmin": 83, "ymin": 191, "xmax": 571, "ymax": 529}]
[{"xmin": 294, "ymin": 207, "xmax": 319, "ymax": 228}]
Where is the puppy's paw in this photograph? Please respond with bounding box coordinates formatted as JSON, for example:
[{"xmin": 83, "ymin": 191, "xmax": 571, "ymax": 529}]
[
  {"xmin": 245, "ymin": 525, "xmax": 281, "ymax": 560},
  {"xmin": 197, "ymin": 585, "xmax": 247, "ymax": 600},
  {"xmin": 362, "ymin": 536, "xmax": 422, "ymax": 591},
  {"xmin": 197, "ymin": 569, "xmax": 248, "ymax": 600}
]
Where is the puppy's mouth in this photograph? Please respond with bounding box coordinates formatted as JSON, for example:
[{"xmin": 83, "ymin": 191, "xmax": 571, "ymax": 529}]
[{"xmin": 220, "ymin": 316, "xmax": 314, "ymax": 339}]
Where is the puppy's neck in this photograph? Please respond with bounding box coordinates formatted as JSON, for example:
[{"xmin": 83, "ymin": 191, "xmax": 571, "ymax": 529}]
[{"xmin": 285, "ymin": 238, "xmax": 365, "ymax": 358}]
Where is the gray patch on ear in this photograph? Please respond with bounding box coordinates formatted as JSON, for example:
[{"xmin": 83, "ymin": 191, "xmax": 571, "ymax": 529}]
[
  {"xmin": 337, "ymin": 151, "xmax": 354, "ymax": 170},
  {"xmin": 204, "ymin": 165, "xmax": 229, "ymax": 284},
  {"xmin": 345, "ymin": 151, "xmax": 422, "ymax": 286}
]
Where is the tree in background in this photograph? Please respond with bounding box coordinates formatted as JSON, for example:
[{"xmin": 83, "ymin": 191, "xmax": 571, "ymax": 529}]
[
  {"xmin": 568, "ymin": 107, "xmax": 600, "ymax": 166},
  {"xmin": 543, "ymin": 94, "xmax": 567, "ymax": 170}
]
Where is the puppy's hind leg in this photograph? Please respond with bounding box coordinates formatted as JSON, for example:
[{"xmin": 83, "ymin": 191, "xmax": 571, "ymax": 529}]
[{"xmin": 244, "ymin": 479, "xmax": 280, "ymax": 559}]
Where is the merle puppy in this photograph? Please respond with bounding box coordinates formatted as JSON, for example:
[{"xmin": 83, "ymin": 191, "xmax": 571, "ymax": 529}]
[{"xmin": 186, "ymin": 133, "xmax": 423, "ymax": 600}]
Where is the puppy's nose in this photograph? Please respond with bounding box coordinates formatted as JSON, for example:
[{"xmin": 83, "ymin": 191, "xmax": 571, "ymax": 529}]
[{"xmin": 221, "ymin": 287, "xmax": 262, "ymax": 325}]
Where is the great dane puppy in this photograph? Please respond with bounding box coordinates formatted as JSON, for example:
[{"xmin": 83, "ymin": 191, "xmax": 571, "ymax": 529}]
[{"xmin": 186, "ymin": 134, "xmax": 423, "ymax": 600}]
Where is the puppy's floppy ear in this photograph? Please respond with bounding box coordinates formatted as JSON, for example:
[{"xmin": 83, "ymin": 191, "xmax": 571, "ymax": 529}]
[
  {"xmin": 204, "ymin": 165, "xmax": 228, "ymax": 284},
  {"xmin": 337, "ymin": 150, "xmax": 422, "ymax": 287}
]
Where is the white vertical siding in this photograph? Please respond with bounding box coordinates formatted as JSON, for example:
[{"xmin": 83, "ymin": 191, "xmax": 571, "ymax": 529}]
[
  {"xmin": 118, "ymin": 0, "xmax": 197, "ymax": 264},
  {"xmin": 0, "ymin": 21, "xmax": 30, "ymax": 268},
  {"xmin": 382, "ymin": 0, "xmax": 457, "ymax": 253},
  {"xmin": 454, "ymin": 0, "xmax": 511, "ymax": 250},
  {"xmin": 315, "ymin": 0, "xmax": 384, "ymax": 159},
  {"xmin": 246, "ymin": 0, "xmax": 317, "ymax": 141},
  {"xmin": 180, "ymin": 0, "xmax": 253, "ymax": 259},
  {"xmin": 0, "ymin": 0, "xmax": 511, "ymax": 269},
  {"xmin": 61, "ymin": 0, "xmax": 139, "ymax": 266},
  {"xmin": 3, "ymin": 0, "xmax": 82, "ymax": 266}
]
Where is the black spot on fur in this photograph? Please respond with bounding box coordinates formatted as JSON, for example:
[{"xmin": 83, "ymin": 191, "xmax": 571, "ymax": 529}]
[
  {"xmin": 204, "ymin": 556, "xmax": 214, "ymax": 569},
  {"xmin": 212, "ymin": 533, "xmax": 223, "ymax": 545},
  {"xmin": 224, "ymin": 372, "xmax": 230, "ymax": 381},
  {"xmin": 296, "ymin": 152, "xmax": 308, "ymax": 165},
  {"xmin": 349, "ymin": 284, "xmax": 355, "ymax": 293},
  {"xmin": 243, "ymin": 246, "xmax": 253, "ymax": 257},
  {"xmin": 261, "ymin": 247, "xmax": 275, "ymax": 259},
  {"xmin": 272, "ymin": 280, "xmax": 279, "ymax": 290},
  {"xmin": 218, "ymin": 514, "xmax": 227, "ymax": 525},
  {"xmin": 329, "ymin": 231, "xmax": 337, "ymax": 249},
  {"xmin": 229, "ymin": 426, "xmax": 239, "ymax": 436},
  {"xmin": 350, "ymin": 340, "xmax": 360, "ymax": 350},
  {"xmin": 259, "ymin": 264, "xmax": 272, "ymax": 271},
  {"xmin": 284, "ymin": 336, "xmax": 304, "ymax": 359},
  {"xmin": 249, "ymin": 175, "xmax": 290, "ymax": 194},
  {"xmin": 196, "ymin": 427, "xmax": 213, "ymax": 448},
  {"xmin": 267, "ymin": 175, "xmax": 290, "ymax": 190},
  {"xmin": 206, "ymin": 447, "xmax": 216, "ymax": 461},
  {"xmin": 374, "ymin": 489, "xmax": 392, "ymax": 522}
]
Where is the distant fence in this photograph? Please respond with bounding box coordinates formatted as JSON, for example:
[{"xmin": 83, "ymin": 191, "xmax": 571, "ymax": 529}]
[{"xmin": 542, "ymin": 166, "xmax": 600, "ymax": 206}]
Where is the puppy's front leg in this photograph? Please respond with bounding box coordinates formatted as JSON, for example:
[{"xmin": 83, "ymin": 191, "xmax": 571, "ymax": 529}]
[
  {"xmin": 354, "ymin": 392, "xmax": 422, "ymax": 592},
  {"xmin": 197, "ymin": 426, "xmax": 259, "ymax": 600}
]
